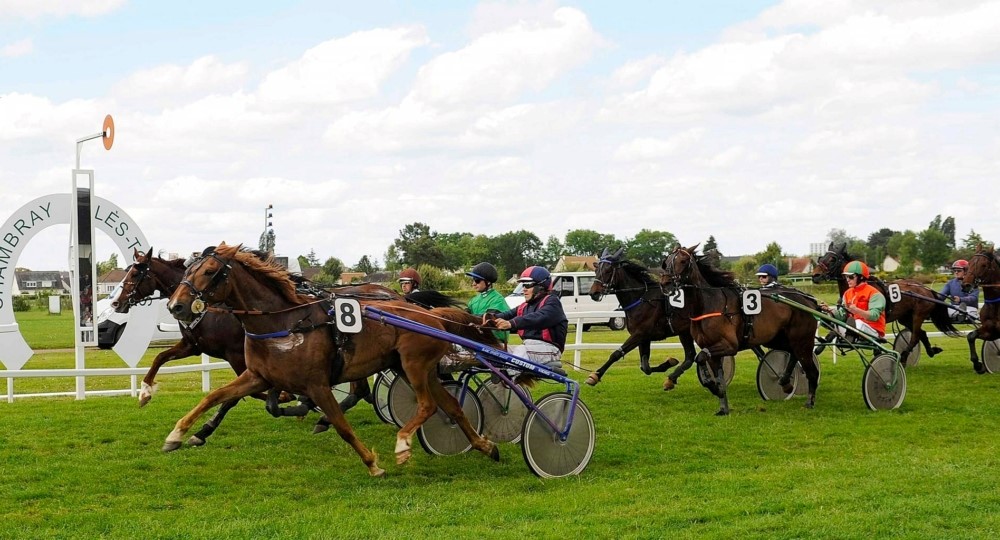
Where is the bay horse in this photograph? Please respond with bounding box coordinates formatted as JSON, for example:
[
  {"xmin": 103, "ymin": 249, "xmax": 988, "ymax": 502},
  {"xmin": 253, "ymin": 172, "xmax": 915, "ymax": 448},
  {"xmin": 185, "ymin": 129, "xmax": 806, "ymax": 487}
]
[
  {"xmin": 113, "ymin": 247, "xmax": 400, "ymax": 443},
  {"xmin": 963, "ymin": 244, "xmax": 1000, "ymax": 373},
  {"xmin": 586, "ymin": 247, "xmax": 697, "ymax": 389},
  {"xmin": 662, "ymin": 245, "xmax": 820, "ymax": 414},
  {"xmin": 812, "ymin": 242, "xmax": 959, "ymax": 363},
  {"xmin": 165, "ymin": 242, "xmax": 500, "ymax": 476}
]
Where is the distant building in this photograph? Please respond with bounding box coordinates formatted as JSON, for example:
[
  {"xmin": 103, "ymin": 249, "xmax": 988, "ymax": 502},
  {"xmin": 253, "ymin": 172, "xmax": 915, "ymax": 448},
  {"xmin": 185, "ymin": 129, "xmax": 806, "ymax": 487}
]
[
  {"xmin": 338, "ymin": 272, "xmax": 366, "ymax": 285},
  {"xmin": 553, "ymin": 255, "xmax": 597, "ymax": 272},
  {"xmin": 882, "ymin": 255, "xmax": 922, "ymax": 272},
  {"xmin": 809, "ymin": 243, "xmax": 827, "ymax": 257},
  {"xmin": 13, "ymin": 270, "xmax": 71, "ymax": 295},
  {"xmin": 97, "ymin": 269, "xmax": 128, "ymax": 295}
]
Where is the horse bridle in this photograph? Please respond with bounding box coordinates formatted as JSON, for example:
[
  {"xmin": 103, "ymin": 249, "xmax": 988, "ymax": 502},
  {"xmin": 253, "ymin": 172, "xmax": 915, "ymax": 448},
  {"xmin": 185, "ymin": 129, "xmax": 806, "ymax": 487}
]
[
  {"xmin": 663, "ymin": 247, "xmax": 694, "ymax": 287},
  {"xmin": 969, "ymin": 252, "xmax": 1000, "ymax": 289},
  {"xmin": 813, "ymin": 249, "xmax": 843, "ymax": 281},
  {"xmin": 121, "ymin": 261, "xmax": 174, "ymax": 307},
  {"xmin": 179, "ymin": 251, "xmax": 233, "ymax": 307}
]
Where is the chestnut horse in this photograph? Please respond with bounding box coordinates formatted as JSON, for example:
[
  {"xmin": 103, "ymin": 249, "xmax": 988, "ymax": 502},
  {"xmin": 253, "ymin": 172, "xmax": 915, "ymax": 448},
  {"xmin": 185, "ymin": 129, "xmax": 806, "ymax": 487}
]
[
  {"xmin": 165, "ymin": 243, "xmax": 499, "ymax": 476},
  {"xmin": 812, "ymin": 242, "xmax": 959, "ymax": 363},
  {"xmin": 963, "ymin": 245, "xmax": 1000, "ymax": 373},
  {"xmin": 586, "ymin": 247, "xmax": 697, "ymax": 390},
  {"xmin": 662, "ymin": 245, "xmax": 820, "ymax": 414}
]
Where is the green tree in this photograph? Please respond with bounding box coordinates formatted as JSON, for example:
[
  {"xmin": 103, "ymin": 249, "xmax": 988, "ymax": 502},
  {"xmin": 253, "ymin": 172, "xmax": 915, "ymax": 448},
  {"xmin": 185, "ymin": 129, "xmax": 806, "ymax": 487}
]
[
  {"xmin": 941, "ymin": 216, "xmax": 956, "ymax": 250},
  {"xmin": 321, "ymin": 257, "xmax": 345, "ymax": 283},
  {"xmin": 918, "ymin": 228, "xmax": 950, "ymax": 270},
  {"xmin": 383, "ymin": 245, "xmax": 402, "ymax": 272},
  {"xmin": 97, "ymin": 253, "xmax": 119, "ymax": 276},
  {"xmin": 626, "ymin": 229, "xmax": 678, "ymax": 268},
  {"xmin": 961, "ymin": 229, "xmax": 986, "ymax": 251},
  {"xmin": 354, "ymin": 255, "xmax": 379, "ymax": 275},
  {"xmin": 297, "ymin": 255, "xmax": 310, "ymax": 269},
  {"xmin": 436, "ymin": 232, "xmax": 476, "ymax": 270},
  {"xmin": 754, "ymin": 242, "xmax": 788, "ymax": 275},
  {"xmin": 489, "ymin": 230, "xmax": 542, "ymax": 279},
  {"xmin": 732, "ymin": 256, "xmax": 759, "ymax": 283},
  {"xmin": 896, "ymin": 231, "xmax": 920, "ymax": 274},
  {"xmin": 305, "ymin": 249, "xmax": 321, "ymax": 267},
  {"xmin": 704, "ymin": 235, "xmax": 719, "ymax": 254},
  {"xmin": 564, "ymin": 229, "xmax": 619, "ymax": 257},
  {"xmin": 393, "ymin": 222, "xmax": 446, "ymax": 268},
  {"xmin": 539, "ymin": 235, "xmax": 565, "ymax": 268}
]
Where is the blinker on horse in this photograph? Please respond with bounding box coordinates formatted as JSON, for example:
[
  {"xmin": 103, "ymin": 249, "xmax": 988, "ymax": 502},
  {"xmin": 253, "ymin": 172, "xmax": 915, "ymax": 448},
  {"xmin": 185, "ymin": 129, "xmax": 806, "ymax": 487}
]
[{"xmin": 165, "ymin": 242, "xmax": 500, "ymax": 477}]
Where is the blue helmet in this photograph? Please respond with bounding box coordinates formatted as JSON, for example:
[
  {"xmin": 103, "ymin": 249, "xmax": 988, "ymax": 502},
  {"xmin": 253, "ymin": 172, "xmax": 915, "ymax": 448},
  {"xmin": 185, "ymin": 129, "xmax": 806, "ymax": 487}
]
[
  {"xmin": 756, "ymin": 264, "xmax": 778, "ymax": 279},
  {"xmin": 518, "ymin": 266, "xmax": 551, "ymax": 288}
]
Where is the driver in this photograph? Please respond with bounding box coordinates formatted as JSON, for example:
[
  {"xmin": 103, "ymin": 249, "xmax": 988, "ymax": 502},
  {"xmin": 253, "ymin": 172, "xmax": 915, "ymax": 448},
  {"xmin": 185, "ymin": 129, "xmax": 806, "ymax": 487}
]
[
  {"xmin": 940, "ymin": 259, "xmax": 980, "ymax": 322},
  {"xmin": 489, "ymin": 266, "xmax": 568, "ymax": 375},
  {"xmin": 819, "ymin": 261, "xmax": 886, "ymax": 339},
  {"xmin": 756, "ymin": 264, "xmax": 780, "ymax": 288}
]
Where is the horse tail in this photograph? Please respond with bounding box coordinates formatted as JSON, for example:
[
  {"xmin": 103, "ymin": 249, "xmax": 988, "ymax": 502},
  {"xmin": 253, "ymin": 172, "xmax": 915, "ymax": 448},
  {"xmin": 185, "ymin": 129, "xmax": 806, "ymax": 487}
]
[
  {"xmin": 928, "ymin": 301, "xmax": 962, "ymax": 337},
  {"xmin": 431, "ymin": 307, "xmax": 501, "ymax": 348},
  {"xmin": 405, "ymin": 290, "xmax": 467, "ymax": 309}
]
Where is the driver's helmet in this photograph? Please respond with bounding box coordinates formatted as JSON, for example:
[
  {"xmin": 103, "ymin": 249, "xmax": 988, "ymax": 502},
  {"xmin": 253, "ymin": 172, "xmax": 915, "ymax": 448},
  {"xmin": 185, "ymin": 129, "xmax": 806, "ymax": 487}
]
[
  {"xmin": 398, "ymin": 267, "xmax": 421, "ymax": 287},
  {"xmin": 518, "ymin": 266, "xmax": 551, "ymax": 290},
  {"xmin": 951, "ymin": 259, "xmax": 970, "ymax": 270},
  {"xmin": 842, "ymin": 260, "xmax": 870, "ymax": 278},
  {"xmin": 756, "ymin": 264, "xmax": 778, "ymax": 279},
  {"xmin": 466, "ymin": 262, "xmax": 499, "ymax": 284}
]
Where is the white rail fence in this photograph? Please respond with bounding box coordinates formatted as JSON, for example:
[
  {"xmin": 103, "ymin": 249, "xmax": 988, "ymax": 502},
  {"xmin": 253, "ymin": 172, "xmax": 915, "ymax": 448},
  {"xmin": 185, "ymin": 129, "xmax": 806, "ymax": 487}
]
[{"xmin": 0, "ymin": 310, "xmax": 966, "ymax": 401}]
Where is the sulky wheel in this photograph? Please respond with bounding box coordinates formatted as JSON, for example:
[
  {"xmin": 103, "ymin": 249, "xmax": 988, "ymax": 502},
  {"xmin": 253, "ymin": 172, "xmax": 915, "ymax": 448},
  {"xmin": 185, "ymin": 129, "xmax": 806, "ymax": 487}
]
[
  {"xmin": 372, "ymin": 370, "xmax": 395, "ymax": 424},
  {"xmin": 521, "ymin": 392, "xmax": 595, "ymax": 479},
  {"xmin": 476, "ymin": 378, "xmax": 530, "ymax": 444},
  {"xmin": 892, "ymin": 329, "xmax": 921, "ymax": 368},
  {"xmin": 756, "ymin": 350, "xmax": 796, "ymax": 401},
  {"xmin": 696, "ymin": 355, "xmax": 735, "ymax": 388},
  {"xmin": 981, "ymin": 340, "xmax": 1000, "ymax": 374},
  {"xmin": 417, "ymin": 381, "xmax": 484, "ymax": 456},
  {"xmin": 793, "ymin": 354, "xmax": 821, "ymax": 396},
  {"xmin": 386, "ymin": 374, "xmax": 417, "ymax": 428},
  {"xmin": 862, "ymin": 353, "xmax": 907, "ymax": 411}
]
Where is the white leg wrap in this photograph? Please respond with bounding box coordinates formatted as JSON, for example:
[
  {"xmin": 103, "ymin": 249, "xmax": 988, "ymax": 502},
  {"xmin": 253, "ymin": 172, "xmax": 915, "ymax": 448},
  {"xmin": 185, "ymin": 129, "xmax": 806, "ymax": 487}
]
[{"xmin": 395, "ymin": 436, "xmax": 410, "ymax": 454}]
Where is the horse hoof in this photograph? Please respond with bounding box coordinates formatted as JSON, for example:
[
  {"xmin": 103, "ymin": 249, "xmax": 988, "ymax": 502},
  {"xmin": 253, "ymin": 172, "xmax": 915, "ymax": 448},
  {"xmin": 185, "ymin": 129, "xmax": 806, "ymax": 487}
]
[
  {"xmin": 715, "ymin": 409, "xmax": 729, "ymax": 416},
  {"xmin": 662, "ymin": 379, "xmax": 676, "ymax": 391},
  {"xmin": 162, "ymin": 441, "xmax": 182, "ymax": 452},
  {"xmin": 396, "ymin": 449, "xmax": 411, "ymax": 465},
  {"xmin": 585, "ymin": 373, "xmax": 600, "ymax": 386},
  {"xmin": 489, "ymin": 445, "xmax": 501, "ymax": 462},
  {"xmin": 974, "ymin": 363, "xmax": 987, "ymax": 375},
  {"xmin": 187, "ymin": 436, "xmax": 206, "ymax": 447},
  {"xmin": 370, "ymin": 467, "xmax": 387, "ymax": 478},
  {"xmin": 138, "ymin": 395, "xmax": 151, "ymax": 408},
  {"xmin": 665, "ymin": 357, "xmax": 680, "ymax": 368},
  {"xmin": 781, "ymin": 384, "xmax": 794, "ymax": 394},
  {"xmin": 312, "ymin": 423, "xmax": 330, "ymax": 435},
  {"xmin": 803, "ymin": 402, "xmax": 815, "ymax": 410},
  {"xmin": 930, "ymin": 347, "xmax": 943, "ymax": 357}
]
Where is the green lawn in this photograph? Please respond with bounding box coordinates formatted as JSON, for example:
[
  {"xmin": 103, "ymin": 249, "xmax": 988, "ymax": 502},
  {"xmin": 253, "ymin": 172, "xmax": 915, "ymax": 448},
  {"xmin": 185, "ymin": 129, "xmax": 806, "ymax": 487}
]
[{"xmin": 1, "ymin": 312, "xmax": 998, "ymax": 538}]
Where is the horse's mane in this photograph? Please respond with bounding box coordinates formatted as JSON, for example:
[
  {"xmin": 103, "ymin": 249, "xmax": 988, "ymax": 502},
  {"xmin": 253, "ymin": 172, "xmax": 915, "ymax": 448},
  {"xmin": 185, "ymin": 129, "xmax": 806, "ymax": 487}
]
[
  {"xmin": 155, "ymin": 257, "xmax": 188, "ymax": 272},
  {"xmin": 215, "ymin": 243, "xmax": 305, "ymax": 305},
  {"xmin": 619, "ymin": 259, "xmax": 659, "ymax": 286},
  {"xmin": 694, "ymin": 252, "xmax": 737, "ymax": 287}
]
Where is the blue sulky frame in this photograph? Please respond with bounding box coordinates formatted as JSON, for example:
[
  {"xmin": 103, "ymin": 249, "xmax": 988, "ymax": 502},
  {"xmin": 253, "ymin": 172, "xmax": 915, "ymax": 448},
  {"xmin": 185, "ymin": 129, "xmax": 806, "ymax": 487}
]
[{"xmin": 363, "ymin": 306, "xmax": 595, "ymax": 478}]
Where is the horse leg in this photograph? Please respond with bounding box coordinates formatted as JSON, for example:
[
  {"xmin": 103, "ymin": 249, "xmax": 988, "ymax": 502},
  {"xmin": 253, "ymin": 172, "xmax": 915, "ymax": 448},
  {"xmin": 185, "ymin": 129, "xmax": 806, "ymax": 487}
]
[
  {"xmin": 776, "ymin": 348, "xmax": 796, "ymax": 394},
  {"xmin": 796, "ymin": 346, "xmax": 820, "ymax": 409},
  {"xmin": 426, "ymin": 375, "xmax": 500, "ymax": 461},
  {"xmin": 643, "ymin": 338, "xmax": 680, "ymax": 373},
  {"xmin": 305, "ymin": 383, "xmax": 385, "ymax": 477},
  {"xmin": 968, "ymin": 328, "xmax": 986, "ymax": 374},
  {"xmin": 163, "ymin": 370, "xmax": 269, "ymax": 452},
  {"xmin": 188, "ymin": 397, "xmax": 241, "ymax": 446},
  {"xmin": 914, "ymin": 320, "xmax": 942, "ymax": 357},
  {"xmin": 140, "ymin": 340, "xmax": 199, "ymax": 407},
  {"xmin": 663, "ymin": 335, "xmax": 697, "ymax": 391},
  {"xmin": 813, "ymin": 330, "xmax": 836, "ymax": 356},
  {"xmin": 710, "ymin": 354, "xmax": 730, "ymax": 416},
  {"xmin": 586, "ymin": 337, "xmax": 641, "ymax": 386},
  {"xmin": 393, "ymin": 368, "xmax": 440, "ymax": 465}
]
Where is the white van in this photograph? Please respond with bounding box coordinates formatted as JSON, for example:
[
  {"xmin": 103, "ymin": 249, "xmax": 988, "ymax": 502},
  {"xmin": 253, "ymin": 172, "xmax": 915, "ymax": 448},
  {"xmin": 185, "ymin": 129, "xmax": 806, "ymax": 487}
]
[
  {"xmin": 505, "ymin": 271, "xmax": 625, "ymax": 331},
  {"xmin": 95, "ymin": 281, "xmax": 182, "ymax": 349}
]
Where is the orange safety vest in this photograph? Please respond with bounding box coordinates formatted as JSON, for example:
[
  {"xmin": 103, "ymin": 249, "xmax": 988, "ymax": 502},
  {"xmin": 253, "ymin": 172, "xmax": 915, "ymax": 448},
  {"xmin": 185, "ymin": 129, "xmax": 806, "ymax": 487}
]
[{"xmin": 843, "ymin": 283, "xmax": 886, "ymax": 336}]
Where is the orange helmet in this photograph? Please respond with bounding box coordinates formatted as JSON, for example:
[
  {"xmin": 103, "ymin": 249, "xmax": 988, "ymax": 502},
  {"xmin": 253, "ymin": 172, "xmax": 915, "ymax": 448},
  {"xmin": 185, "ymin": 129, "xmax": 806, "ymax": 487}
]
[
  {"xmin": 842, "ymin": 260, "xmax": 870, "ymax": 278},
  {"xmin": 398, "ymin": 267, "xmax": 421, "ymax": 286}
]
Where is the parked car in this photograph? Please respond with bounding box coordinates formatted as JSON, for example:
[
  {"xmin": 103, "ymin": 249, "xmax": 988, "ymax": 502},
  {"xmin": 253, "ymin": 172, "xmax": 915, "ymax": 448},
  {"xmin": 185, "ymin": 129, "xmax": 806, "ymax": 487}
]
[
  {"xmin": 95, "ymin": 281, "xmax": 182, "ymax": 349},
  {"xmin": 504, "ymin": 271, "xmax": 625, "ymax": 331}
]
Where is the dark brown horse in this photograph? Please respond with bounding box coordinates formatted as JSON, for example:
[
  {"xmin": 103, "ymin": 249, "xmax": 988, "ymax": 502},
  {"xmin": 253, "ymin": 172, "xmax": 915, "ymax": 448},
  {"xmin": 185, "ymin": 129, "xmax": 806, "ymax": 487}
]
[
  {"xmin": 812, "ymin": 242, "xmax": 959, "ymax": 363},
  {"xmin": 165, "ymin": 242, "xmax": 499, "ymax": 476},
  {"xmin": 586, "ymin": 247, "xmax": 698, "ymax": 389},
  {"xmin": 662, "ymin": 245, "xmax": 820, "ymax": 414},
  {"xmin": 963, "ymin": 244, "xmax": 1000, "ymax": 373}
]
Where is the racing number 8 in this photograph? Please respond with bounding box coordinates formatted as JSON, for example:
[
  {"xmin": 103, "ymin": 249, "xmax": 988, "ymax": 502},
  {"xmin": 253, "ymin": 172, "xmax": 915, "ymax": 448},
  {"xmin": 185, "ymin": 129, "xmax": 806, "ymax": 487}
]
[{"xmin": 334, "ymin": 298, "xmax": 363, "ymax": 333}]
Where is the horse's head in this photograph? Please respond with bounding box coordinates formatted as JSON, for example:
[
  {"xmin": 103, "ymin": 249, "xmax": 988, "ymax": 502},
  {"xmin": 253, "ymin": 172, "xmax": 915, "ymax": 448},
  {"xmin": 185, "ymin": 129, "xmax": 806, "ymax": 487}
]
[
  {"xmin": 590, "ymin": 246, "xmax": 625, "ymax": 301},
  {"xmin": 812, "ymin": 242, "xmax": 845, "ymax": 284},
  {"xmin": 113, "ymin": 247, "xmax": 156, "ymax": 313},
  {"xmin": 661, "ymin": 244, "xmax": 699, "ymax": 286},
  {"xmin": 168, "ymin": 243, "xmax": 238, "ymax": 322},
  {"xmin": 966, "ymin": 243, "xmax": 998, "ymax": 288}
]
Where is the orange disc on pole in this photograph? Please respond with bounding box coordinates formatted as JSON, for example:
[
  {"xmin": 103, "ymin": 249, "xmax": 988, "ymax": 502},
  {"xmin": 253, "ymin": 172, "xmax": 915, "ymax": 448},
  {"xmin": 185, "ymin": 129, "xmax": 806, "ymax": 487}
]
[{"xmin": 102, "ymin": 115, "xmax": 115, "ymax": 150}]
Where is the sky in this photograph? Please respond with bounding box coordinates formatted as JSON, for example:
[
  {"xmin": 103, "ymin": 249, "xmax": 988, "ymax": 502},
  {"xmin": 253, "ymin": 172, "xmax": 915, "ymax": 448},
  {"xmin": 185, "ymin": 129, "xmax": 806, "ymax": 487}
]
[{"xmin": 3, "ymin": 0, "xmax": 1000, "ymax": 272}]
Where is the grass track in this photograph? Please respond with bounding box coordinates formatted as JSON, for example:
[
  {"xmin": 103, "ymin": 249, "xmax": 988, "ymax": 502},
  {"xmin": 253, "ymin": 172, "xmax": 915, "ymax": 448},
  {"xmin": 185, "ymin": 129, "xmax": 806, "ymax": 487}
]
[{"xmin": 2, "ymin": 316, "xmax": 1000, "ymax": 538}]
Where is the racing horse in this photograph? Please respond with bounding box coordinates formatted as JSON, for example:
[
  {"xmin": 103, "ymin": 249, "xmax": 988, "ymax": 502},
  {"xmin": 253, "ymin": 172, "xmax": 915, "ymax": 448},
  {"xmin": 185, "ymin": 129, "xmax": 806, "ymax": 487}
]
[
  {"xmin": 662, "ymin": 245, "xmax": 821, "ymax": 414},
  {"xmin": 963, "ymin": 244, "xmax": 1000, "ymax": 373},
  {"xmin": 113, "ymin": 247, "xmax": 436, "ymax": 443},
  {"xmin": 812, "ymin": 242, "xmax": 959, "ymax": 363},
  {"xmin": 165, "ymin": 242, "xmax": 500, "ymax": 476},
  {"xmin": 586, "ymin": 247, "xmax": 697, "ymax": 389}
]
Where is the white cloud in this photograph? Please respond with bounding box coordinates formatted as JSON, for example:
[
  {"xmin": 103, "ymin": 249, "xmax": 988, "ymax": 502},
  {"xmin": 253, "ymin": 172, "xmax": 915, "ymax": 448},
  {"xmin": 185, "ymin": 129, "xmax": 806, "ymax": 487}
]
[
  {"xmin": 257, "ymin": 26, "xmax": 428, "ymax": 108},
  {"xmin": 113, "ymin": 56, "xmax": 248, "ymax": 105},
  {"xmin": 1, "ymin": 38, "xmax": 32, "ymax": 57},
  {"xmin": 614, "ymin": 129, "xmax": 706, "ymax": 162},
  {"xmin": 0, "ymin": 0, "xmax": 125, "ymax": 19}
]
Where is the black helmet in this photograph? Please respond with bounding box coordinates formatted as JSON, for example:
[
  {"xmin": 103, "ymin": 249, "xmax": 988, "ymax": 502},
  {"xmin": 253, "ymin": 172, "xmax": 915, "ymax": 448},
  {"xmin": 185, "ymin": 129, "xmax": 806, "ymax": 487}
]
[{"xmin": 466, "ymin": 262, "xmax": 499, "ymax": 284}]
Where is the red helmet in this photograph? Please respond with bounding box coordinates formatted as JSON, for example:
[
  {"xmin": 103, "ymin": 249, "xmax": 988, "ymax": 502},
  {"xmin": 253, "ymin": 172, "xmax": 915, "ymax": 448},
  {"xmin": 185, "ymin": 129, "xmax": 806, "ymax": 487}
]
[
  {"xmin": 518, "ymin": 266, "xmax": 551, "ymax": 288},
  {"xmin": 842, "ymin": 260, "xmax": 870, "ymax": 279},
  {"xmin": 951, "ymin": 259, "xmax": 969, "ymax": 270},
  {"xmin": 398, "ymin": 267, "xmax": 421, "ymax": 286}
]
